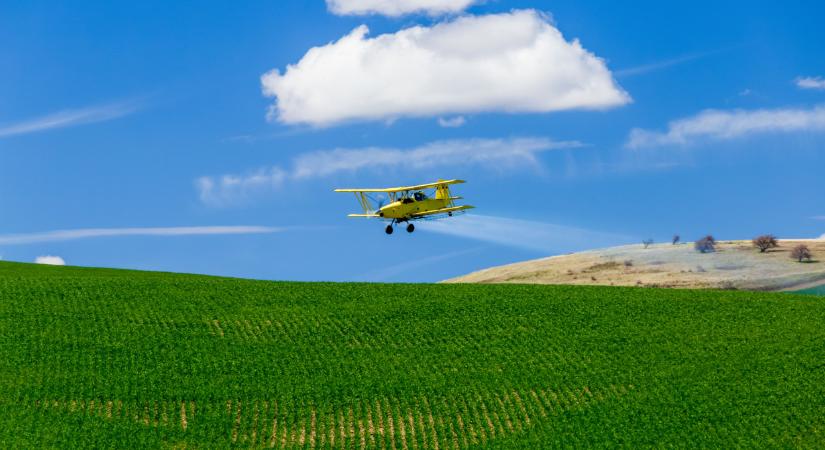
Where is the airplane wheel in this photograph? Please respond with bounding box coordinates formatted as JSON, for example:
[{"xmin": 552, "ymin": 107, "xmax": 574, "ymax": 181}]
[
  {"xmin": 385, "ymin": 225, "xmax": 394, "ymax": 235},
  {"xmin": 406, "ymin": 223, "xmax": 415, "ymax": 233}
]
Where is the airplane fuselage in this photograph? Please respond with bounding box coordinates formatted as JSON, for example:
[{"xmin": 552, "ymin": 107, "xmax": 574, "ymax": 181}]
[{"xmin": 378, "ymin": 198, "xmax": 450, "ymax": 220}]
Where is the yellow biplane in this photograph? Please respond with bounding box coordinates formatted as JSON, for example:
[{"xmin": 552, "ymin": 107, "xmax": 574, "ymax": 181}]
[{"xmin": 335, "ymin": 179, "xmax": 474, "ymax": 234}]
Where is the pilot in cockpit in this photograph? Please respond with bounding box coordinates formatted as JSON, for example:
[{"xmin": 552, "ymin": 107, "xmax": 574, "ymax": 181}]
[{"xmin": 413, "ymin": 191, "xmax": 427, "ymax": 201}]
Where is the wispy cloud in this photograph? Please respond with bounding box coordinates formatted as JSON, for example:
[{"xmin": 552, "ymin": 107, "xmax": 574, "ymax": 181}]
[
  {"xmin": 437, "ymin": 116, "xmax": 466, "ymax": 128},
  {"xmin": 327, "ymin": 0, "xmax": 479, "ymax": 17},
  {"xmin": 626, "ymin": 104, "xmax": 825, "ymax": 149},
  {"xmin": 796, "ymin": 76, "xmax": 825, "ymax": 90},
  {"xmin": 615, "ymin": 47, "xmax": 734, "ymax": 77},
  {"xmin": 419, "ymin": 214, "xmax": 632, "ymax": 254},
  {"xmin": 0, "ymin": 100, "xmax": 141, "ymax": 139},
  {"xmin": 0, "ymin": 226, "xmax": 282, "ymax": 246},
  {"xmin": 812, "ymin": 215, "xmax": 825, "ymax": 221},
  {"xmin": 358, "ymin": 247, "xmax": 483, "ymax": 282},
  {"xmin": 197, "ymin": 137, "xmax": 582, "ymax": 206}
]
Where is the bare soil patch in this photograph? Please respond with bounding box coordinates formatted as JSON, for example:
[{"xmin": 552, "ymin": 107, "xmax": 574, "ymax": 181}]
[{"xmin": 445, "ymin": 240, "xmax": 825, "ymax": 291}]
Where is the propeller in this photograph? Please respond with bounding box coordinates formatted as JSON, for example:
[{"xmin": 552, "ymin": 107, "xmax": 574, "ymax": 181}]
[{"xmin": 367, "ymin": 194, "xmax": 387, "ymax": 213}]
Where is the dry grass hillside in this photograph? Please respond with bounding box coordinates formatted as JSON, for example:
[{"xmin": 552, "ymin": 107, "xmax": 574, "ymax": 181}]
[{"xmin": 445, "ymin": 239, "xmax": 825, "ymax": 291}]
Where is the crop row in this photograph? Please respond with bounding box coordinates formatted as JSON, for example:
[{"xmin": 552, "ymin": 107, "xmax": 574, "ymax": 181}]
[{"xmin": 22, "ymin": 384, "xmax": 633, "ymax": 448}]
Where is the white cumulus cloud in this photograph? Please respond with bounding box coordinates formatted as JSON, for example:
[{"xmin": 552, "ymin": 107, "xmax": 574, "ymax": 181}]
[
  {"xmin": 35, "ymin": 255, "xmax": 66, "ymax": 266},
  {"xmin": 327, "ymin": 0, "xmax": 478, "ymax": 16},
  {"xmin": 261, "ymin": 10, "xmax": 629, "ymax": 126},
  {"xmin": 796, "ymin": 76, "xmax": 825, "ymax": 90},
  {"xmin": 626, "ymin": 105, "xmax": 825, "ymax": 149},
  {"xmin": 196, "ymin": 137, "xmax": 581, "ymax": 206}
]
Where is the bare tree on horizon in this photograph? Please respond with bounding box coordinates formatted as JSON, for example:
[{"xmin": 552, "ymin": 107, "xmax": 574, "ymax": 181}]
[
  {"xmin": 752, "ymin": 235, "xmax": 779, "ymax": 253},
  {"xmin": 695, "ymin": 235, "xmax": 716, "ymax": 253},
  {"xmin": 791, "ymin": 244, "xmax": 813, "ymax": 262}
]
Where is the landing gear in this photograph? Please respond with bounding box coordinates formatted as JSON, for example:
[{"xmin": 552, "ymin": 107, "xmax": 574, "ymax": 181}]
[{"xmin": 385, "ymin": 220, "xmax": 415, "ymax": 235}]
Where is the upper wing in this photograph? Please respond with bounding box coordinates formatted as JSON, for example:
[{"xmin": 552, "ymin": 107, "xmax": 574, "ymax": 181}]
[
  {"xmin": 334, "ymin": 179, "xmax": 465, "ymax": 193},
  {"xmin": 411, "ymin": 205, "xmax": 474, "ymax": 218}
]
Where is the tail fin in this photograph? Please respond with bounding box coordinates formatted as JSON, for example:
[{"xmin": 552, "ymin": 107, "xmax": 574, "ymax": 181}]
[{"xmin": 435, "ymin": 183, "xmax": 453, "ymax": 205}]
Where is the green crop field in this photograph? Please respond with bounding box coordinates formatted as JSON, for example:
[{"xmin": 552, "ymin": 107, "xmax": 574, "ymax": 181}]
[{"xmin": 1, "ymin": 261, "xmax": 823, "ymax": 448}]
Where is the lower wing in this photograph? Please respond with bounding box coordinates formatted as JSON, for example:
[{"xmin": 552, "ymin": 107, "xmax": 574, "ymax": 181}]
[
  {"xmin": 346, "ymin": 205, "xmax": 474, "ymax": 220},
  {"xmin": 411, "ymin": 205, "xmax": 474, "ymax": 219}
]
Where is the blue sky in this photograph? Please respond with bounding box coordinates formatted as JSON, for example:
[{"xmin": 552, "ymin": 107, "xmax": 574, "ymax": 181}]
[{"xmin": 1, "ymin": 0, "xmax": 824, "ymax": 282}]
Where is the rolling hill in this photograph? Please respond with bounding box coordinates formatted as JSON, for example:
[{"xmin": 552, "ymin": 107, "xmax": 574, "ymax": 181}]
[
  {"xmin": 446, "ymin": 239, "xmax": 825, "ymax": 291},
  {"xmin": 1, "ymin": 261, "xmax": 824, "ymax": 447}
]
